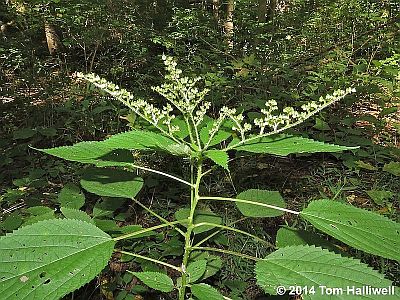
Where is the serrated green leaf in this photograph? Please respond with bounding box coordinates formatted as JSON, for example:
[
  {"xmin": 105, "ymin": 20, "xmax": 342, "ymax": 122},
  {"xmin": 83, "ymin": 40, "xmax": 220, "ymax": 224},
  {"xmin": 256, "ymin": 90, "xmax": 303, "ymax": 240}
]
[
  {"xmin": 61, "ymin": 207, "xmax": 93, "ymax": 224},
  {"xmin": 175, "ymin": 208, "xmax": 222, "ymax": 234},
  {"xmin": 164, "ymin": 143, "xmax": 192, "ymax": 156},
  {"xmin": 25, "ymin": 206, "xmax": 53, "ymax": 216},
  {"xmin": 1, "ymin": 213, "xmax": 23, "ymax": 231},
  {"xmin": 92, "ymin": 149, "xmax": 136, "ymax": 167},
  {"xmin": 0, "ymin": 219, "xmax": 115, "ymax": 300},
  {"xmin": 81, "ymin": 168, "xmax": 143, "ymax": 198},
  {"xmin": 383, "ymin": 161, "xmax": 400, "ymax": 176},
  {"xmin": 301, "ymin": 200, "xmax": 400, "ymax": 261},
  {"xmin": 159, "ymin": 235, "xmax": 184, "ymax": 257},
  {"xmin": 231, "ymin": 134, "xmax": 357, "ymax": 155},
  {"xmin": 187, "ymin": 259, "xmax": 207, "ymax": 283},
  {"xmin": 92, "ymin": 198, "xmax": 125, "ymax": 218},
  {"xmin": 276, "ymin": 226, "xmax": 340, "ymax": 253},
  {"xmin": 355, "ymin": 160, "xmax": 378, "ymax": 171},
  {"xmin": 131, "ymin": 272, "xmax": 174, "ymax": 292},
  {"xmin": 205, "ymin": 150, "xmax": 229, "ymax": 170},
  {"xmin": 314, "ymin": 117, "xmax": 331, "ymax": 131},
  {"xmin": 191, "ymin": 283, "xmax": 224, "ymax": 300},
  {"xmin": 37, "ymin": 130, "xmax": 183, "ymax": 162},
  {"xmin": 256, "ymin": 245, "xmax": 399, "ymax": 299},
  {"xmin": 190, "ymin": 252, "xmax": 222, "ymax": 280},
  {"xmin": 57, "ymin": 183, "xmax": 85, "ymax": 209},
  {"xmin": 24, "ymin": 211, "xmax": 55, "ymax": 225},
  {"xmin": 94, "ymin": 219, "xmax": 121, "ymax": 232},
  {"xmin": 236, "ymin": 189, "xmax": 286, "ymax": 217},
  {"xmin": 366, "ymin": 190, "xmax": 394, "ymax": 205}
]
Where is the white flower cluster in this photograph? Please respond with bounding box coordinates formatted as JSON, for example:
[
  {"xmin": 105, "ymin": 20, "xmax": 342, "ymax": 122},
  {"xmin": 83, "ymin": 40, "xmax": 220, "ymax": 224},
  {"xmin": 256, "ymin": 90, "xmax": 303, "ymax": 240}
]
[
  {"xmin": 77, "ymin": 72, "xmax": 179, "ymax": 135},
  {"xmin": 152, "ymin": 55, "xmax": 210, "ymax": 119},
  {"xmin": 77, "ymin": 65, "xmax": 355, "ymax": 150},
  {"xmin": 206, "ymin": 106, "xmax": 252, "ymax": 146},
  {"xmin": 254, "ymin": 87, "xmax": 356, "ymax": 134},
  {"xmin": 194, "ymin": 101, "xmax": 211, "ymax": 126}
]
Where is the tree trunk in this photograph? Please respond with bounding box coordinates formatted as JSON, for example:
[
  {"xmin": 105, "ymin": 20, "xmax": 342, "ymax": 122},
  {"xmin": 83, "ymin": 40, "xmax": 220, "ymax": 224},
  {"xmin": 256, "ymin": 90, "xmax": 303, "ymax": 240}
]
[
  {"xmin": 267, "ymin": 0, "xmax": 277, "ymax": 22},
  {"xmin": 44, "ymin": 21, "xmax": 62, "ymax": 55},
  {"xmin": 212, "ymin": 0, "xmax": 220, "ymax": 22},
  {"xmin": 224, "ymin": 0, "xmax": 234, "ymax": 49},
  {"xmin": 258, "ymin": 0, "xmax": 267, "ymax": 23}
]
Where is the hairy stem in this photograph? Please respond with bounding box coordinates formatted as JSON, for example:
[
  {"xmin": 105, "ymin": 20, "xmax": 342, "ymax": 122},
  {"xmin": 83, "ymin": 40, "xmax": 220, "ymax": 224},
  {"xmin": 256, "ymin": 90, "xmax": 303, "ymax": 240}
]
[
  {"xmin": 193, "ymin": 217, "xmax": 248, "ymax": 247},
  {"xmin": 113, "ymin": 220, "xmax": 183, "ymax": 241},
  {"xmin": 193, "ymin": 222, "xmax": 275, "ymax": 248},
  {"xmin": 128, "ymin": 164, "xmax": 194, "ymax": 187},
  {"xmin": 131, "ymin": 197, "xmax": 185, "ymax": 236},
  {"xmin": 199, "ymin": 196, "xmax": 300, "ymax": 215},
  {"xmin": 117, "ymin": 250, "xmax": 182, "ymax": 272},
  {"xmin": 178, "ymin": 160, "xmax": 203, "ymax": 300},
  {"xmin": 190, "ymin": 114, "xmax": 202, "ymax": 150},
  {"xmin": 191, "ymin": 246, "xmax": 261, "ymax": 261}
]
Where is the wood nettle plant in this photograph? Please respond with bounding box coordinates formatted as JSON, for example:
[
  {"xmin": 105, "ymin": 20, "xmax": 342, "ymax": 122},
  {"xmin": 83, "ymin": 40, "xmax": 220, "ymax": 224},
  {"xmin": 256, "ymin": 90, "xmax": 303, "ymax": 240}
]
[{"xmin": 1, "ymin": 56, "xmax": 399, "ymax": 300}]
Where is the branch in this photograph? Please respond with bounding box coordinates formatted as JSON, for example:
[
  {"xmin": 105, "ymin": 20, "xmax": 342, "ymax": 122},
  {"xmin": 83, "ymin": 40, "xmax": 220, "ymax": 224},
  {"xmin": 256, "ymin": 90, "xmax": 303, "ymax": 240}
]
[
  {"xmin": 113, "ymin": 220, "xmax": 184, "ymax": 241},
  {"xmin": 199, "ymin": 196, "xmax": 300, "ymax": 215},
  {"xmin": 119, "ymin": 251, "xmax": 182, "ymax": 272},
  {"xmin": 191, "ymin": 246, "xmax": 260, "ymax": 261},
  {"xmin": 193, "ymin": 222, "xmax": 274, "ymax": 248}
]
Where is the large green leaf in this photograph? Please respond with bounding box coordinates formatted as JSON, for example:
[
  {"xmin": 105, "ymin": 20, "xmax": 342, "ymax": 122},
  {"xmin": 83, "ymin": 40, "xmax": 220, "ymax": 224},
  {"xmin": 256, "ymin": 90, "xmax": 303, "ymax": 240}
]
[
  {"xmin": 275, "ymin": 226, "xmax": 340, "ymax": 253},
  {"xmin": 37, "ymin": 130, "xmax": 184, "ymax": 163},
  {"xmin": 92, "ymin": 197, "xmax": 125, "ymax": 218},
  {"xmin": 301, "ymin": 200, "xmax": 400, "ymax": 261},
  {"xmin": 231, "ymin": 134, "xmax": 357, "ymax": 155},
  {"xmin": 0, "ymin": 219, "xmax": 115, "ymax": 300},
  {"xmin": 61, "ymin": 207, "xmax": 94, "ymax": 224},
  {"xmin": 189, "ymin": 252, "xmax": 222, "ymax": 280},
  {"xmin": 383, "ymin": 161, "xmax": 400, "ymax": 176},
  {"xmin": 57, "ymin": 183, "xmax": 85, "ymax": 209},
  {"xmin": 80, "ymin": 168, "xmax": 143, "ymax": 198},
  {"xmin": 236, "ymin": 189, "xmax": 286, "ymax": 217},
  {"xmin": 204, "ymin": 150, "xmax": 229, "ymax": 170},
  {"xmin": 191, "ymin": 283, "xmax": 224, "ymax": 300},
  {"xmin": 256, "ymin": 245, "xmax": 399, "ymax": 299},
  {"xmin": 131, "ymin": 272, "xmax": 174, "ymax": 292},
  {"xmin": 366, "ymin": 190, "xmax": 394, "ymax": 206},
  {"xmin": 187, "ymin": 259, "xmax": 207, "ymax": 283}
]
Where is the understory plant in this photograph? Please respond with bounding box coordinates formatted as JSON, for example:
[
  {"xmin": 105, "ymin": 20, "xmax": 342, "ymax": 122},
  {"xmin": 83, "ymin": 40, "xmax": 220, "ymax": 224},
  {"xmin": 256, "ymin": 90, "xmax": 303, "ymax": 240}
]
[{"xmin": 1, "ymin": 56, "xmax": 399, "ymax": 300}]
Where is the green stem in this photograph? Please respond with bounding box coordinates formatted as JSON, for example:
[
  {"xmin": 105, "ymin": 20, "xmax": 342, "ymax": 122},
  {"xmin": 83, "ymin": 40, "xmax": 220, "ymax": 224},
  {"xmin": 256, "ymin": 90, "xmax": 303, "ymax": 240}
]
[
  {"xmin": 179, "ymin": 160, "xmax": 203, "ymax": 300},
  {"xmin": 193, "ymin": 217, "xmax": 248, "ymax": 247},
  {"xmin": 204, "ymin": 117, "xmax": 225, "ymax": 150},
  {"xmin": 190, "ymin": 114, "xmax": 202, "ymax": 150},
  {"xmin": 192, "ymin": 222, "xmax": 275, "ymax": 248},
  {"xmin": 131, "ymin": 197, "xmax": 185, "ymax": 236},
  {"xmin": 113, "ymin": 220, "xmax": 183, "ymax": 241},
  {"xmin": 128, "ymin": 164, "xmax": 194, "ymax": 187},
  {"xmin": 191, "ymin": 246, "xmax": 260, "ymax": 261},
  {"xmin": 184, "ymin": 115, "xmax": 197, "ymax": 148},
  {"xmin": 199, "ymin": 196, "xmax": 300, "ymax": 215},
  {"xmin": 117, "ymin": 250, "xmax": 182, "ymax": 272}
]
